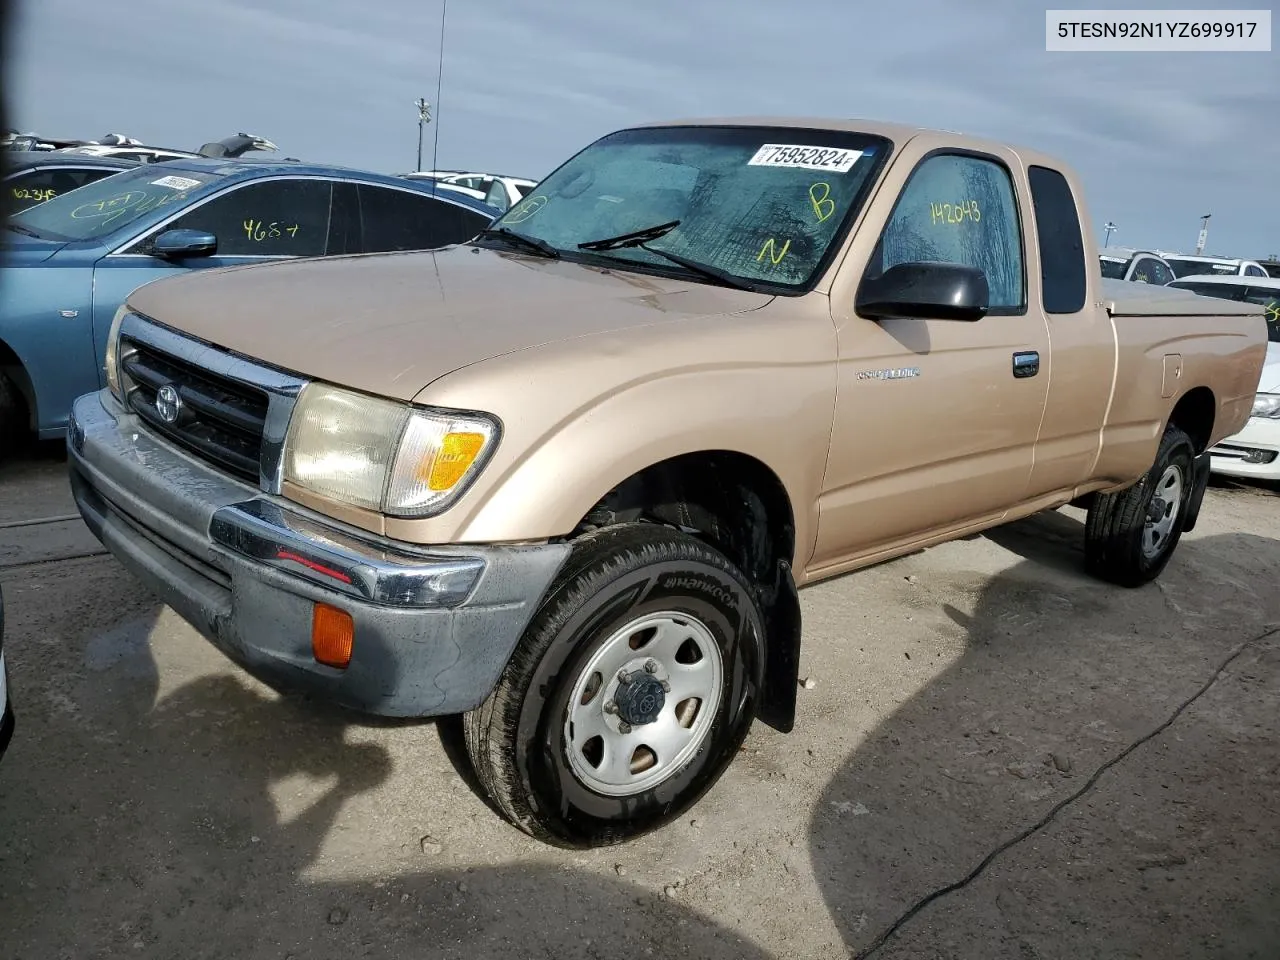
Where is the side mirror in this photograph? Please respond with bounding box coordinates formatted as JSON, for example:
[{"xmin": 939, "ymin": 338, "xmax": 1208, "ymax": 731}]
[
  {"xmin": 856, "ymin": 261, "xmax": 989, "ymax": 322},
  {"xmin": 152, "ymin": 229, "xmax": 217, "ymax": 260}
]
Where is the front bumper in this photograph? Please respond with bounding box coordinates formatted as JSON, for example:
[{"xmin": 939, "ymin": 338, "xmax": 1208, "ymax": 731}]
[
  {"xmin": 1209, "ymin": 415, "xmax": 1280, "ymax": 481},
  {"xmin": 68, "ymin": 391, "xmax": 571, "ymax": 718}
]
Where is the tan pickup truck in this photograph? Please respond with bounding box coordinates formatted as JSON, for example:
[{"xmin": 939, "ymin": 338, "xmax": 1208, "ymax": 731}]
[{"xmin": 67, "ymin": 118, "xmax": 1267, "ymax": 847}]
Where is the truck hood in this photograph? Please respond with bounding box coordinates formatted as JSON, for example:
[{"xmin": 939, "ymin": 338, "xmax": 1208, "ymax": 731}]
[
  {"xmin": 1, "ymin": 230, "xmax": 67, "ymax": 264},
  {"xmin": 126, "ymin": 245, "xmax": 773, "ymax": 401}
]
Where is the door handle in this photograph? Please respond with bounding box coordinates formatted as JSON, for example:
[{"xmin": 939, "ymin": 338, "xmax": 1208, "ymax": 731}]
[{"xmin": 1012, "ymin": 351, "xmax": 1040, "ymax": 378}]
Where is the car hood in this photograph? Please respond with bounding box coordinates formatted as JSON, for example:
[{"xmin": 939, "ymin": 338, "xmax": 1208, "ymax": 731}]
[
  {"xmin": 1, "ymin": 230, "xmax": 67, "ymax": 264},
  {"xmin": 125, "ymin": 246, "xmax": 774, "ymax": 401},
  {"xmin": 1259, "ymin": 342, "xmax": 1280, "ymax": 393}
]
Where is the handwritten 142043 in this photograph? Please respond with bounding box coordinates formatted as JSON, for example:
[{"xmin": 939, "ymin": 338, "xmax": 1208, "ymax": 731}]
[
  {"xmin": 930, "ymin": 200, "xmax": 981, "ymax": 225},
  {"xmin": 243, "ymin": 219, "xmax": 300, "ymax": 242}
]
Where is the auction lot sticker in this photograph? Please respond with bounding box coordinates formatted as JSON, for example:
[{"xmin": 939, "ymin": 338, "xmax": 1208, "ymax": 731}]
[
  {"xmin": 151, "ymin": 175, "xmax": 203, "ymax": 190},
  {"xmin": 748, "ymin": 144, "xmax": 863, "ymax": 173}
]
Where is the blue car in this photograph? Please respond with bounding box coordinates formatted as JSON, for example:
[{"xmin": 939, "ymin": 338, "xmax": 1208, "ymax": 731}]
[{"xmin": 0, "ymin": 158, "xmax": 497, "ymax": 444}]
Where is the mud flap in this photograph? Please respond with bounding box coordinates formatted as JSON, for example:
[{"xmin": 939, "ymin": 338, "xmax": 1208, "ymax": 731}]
[
  {"xmin": 756, "ymin": 559, "xmax": 801, "ymax": 733},
  {"xmin": 1182, "ymin": 452, "xmax": 1211, "ymax": 533}
]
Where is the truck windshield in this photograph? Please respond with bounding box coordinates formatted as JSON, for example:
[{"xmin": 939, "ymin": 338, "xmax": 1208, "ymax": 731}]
[
  {"xmin": 485, "ymin": 125, "xmax": 890, "ymax": 292},
  {"xmin": 8, "ymin": 166, "xmax": 223, "ymax": 242}
]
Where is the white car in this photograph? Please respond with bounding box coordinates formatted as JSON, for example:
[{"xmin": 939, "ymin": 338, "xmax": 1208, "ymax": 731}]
[
  {"xmin": 403, "ymin": 171, "xmax": 537, "ymax": 213},
  {"xmin": 1098, "ymin": 247, "xmax": 1176, "ymax": 285},
  {"xmin": 1168, "ymin": 275, "xmax": 1280, "ymax": 481},
  {"xmin": 1158, "ymin": 252, "xmax": 1271, "ymax": 280}
]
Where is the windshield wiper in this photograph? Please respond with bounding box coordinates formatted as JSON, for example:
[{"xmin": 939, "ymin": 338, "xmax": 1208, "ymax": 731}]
[
  {"xmin": 578, "ymin": 220, "xmax": 682, "ymax": 251},
  {"xmin": 578, "ymin": 220, "xmax": 761, "ymax": 292},
  {"xmin": 6, "ymin": 222, "xmax": 41, "ymax": 238},
  {"xmin": 477, "ymin": 226, "xmax": 560, "ymax": 259}
]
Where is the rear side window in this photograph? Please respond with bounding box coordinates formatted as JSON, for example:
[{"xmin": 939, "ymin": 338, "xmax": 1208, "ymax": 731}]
[
  {"xmin": 357, "ymin": 185, "xmax": 491, "ymax": 252},
  {"xmin": 6, "ymin": 166, "xmax": 118, "ymax": 212},
  {"xmin": 150, "ymin": 178, "xmax": 333, "ymax": 257},
  {"xmin": 1242, "ymin": 288, "xmax": 1280, "ymax": 343},
  {"xmin": 1027, "ymin": 165, "xmax": 1086, "ymax": 313},
  {"xmin": 871, "ymin": 152, "xmax": 1025, "ymax": 312}
]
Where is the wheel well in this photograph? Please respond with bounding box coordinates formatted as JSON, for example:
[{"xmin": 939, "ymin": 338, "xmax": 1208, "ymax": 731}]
[
  {"xmin": 570, "ymin": 451, "xmax": 796, "ymax": 586},
  {"xmin": 1168, "ymin": 387, "xmax": 1215, "ymax": 453},
  {"xmin": 0, "ymin": 338, "xmax": 35, "ymax": 431},
  {"xmin": 570, "ymin": 451, "xmax": 803, "ymax": 733}
]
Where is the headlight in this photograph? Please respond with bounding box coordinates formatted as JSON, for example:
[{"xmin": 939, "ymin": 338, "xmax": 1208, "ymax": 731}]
[
  {"xmin": 104, "ymin": 304, "xmax": 129, "ymax": 400},
  {"xmin": 1252, "ymin": 393, "xmax": 1280, "ymax": 419},
  {"xmin": 282, "ymin": 383, "xmax": 499, "ymax": 517}
]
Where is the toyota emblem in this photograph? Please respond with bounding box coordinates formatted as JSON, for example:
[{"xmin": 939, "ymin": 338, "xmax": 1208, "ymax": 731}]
[{"xmin": 155, "ymin": 384, "xmax": 183, "ymax": 424}]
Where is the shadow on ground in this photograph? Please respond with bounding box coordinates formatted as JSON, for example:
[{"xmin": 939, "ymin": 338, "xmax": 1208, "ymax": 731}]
[{"xmin": 809, "ymin": 518, "xmax": 1280, "ymax": 959}]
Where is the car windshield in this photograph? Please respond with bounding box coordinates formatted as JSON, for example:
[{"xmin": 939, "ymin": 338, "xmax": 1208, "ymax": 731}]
[
  {"xmin": 8, "ymin": 165, "xmax": 223, "ymax": 242},
  {"xmin": 1165, "ymin": 257, "xmax": 1238, "ymax": 278},
  {"xmin": 1099, "ymin": 256, "xmax": 1130, "ymax": 280},
  {"xmin": 485, "ymin": 125, "xmax": 890, "ymax": 291}
]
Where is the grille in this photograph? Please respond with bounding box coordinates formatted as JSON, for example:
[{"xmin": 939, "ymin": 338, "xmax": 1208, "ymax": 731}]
[{"xmin": 121, "ymin": 338, "xmax": 269, "ymax": 482}]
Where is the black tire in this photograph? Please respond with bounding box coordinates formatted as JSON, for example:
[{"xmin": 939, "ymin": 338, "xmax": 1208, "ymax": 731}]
[
  {"xmin": 1084, "ymin": 424, "xmax": 1195, "ymax": 587},
  {"xmin": 463, "ymin": 523, "xmax": 764, "ymax": 847},
  {"xmin": 0, "ymin": 372, "xmax": 29, "ymax": 457}
]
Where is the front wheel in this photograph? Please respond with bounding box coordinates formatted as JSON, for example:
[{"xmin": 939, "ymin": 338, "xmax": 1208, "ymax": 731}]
[
  {"xmin": 1084, "ymin": 424, "xmax": 1195, "ymax": 587},
  {"xmin": 463, "ymin": 523, "xmax": 764, "ymax": 847}
]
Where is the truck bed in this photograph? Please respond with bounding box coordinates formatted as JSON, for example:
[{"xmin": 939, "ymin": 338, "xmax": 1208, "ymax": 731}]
[{"xmin": 1100, "ymin": 277, "xmax": 1264, "ymax": 318}]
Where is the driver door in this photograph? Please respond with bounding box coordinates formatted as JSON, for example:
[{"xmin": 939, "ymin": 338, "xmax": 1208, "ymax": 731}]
[
  {"xmin": 810, "ymin": 149, "xmax": 1051, "ymax": 571},
  {"xmin": 89, "ymin": 178, "xmax": 342, "ymax": 386}
]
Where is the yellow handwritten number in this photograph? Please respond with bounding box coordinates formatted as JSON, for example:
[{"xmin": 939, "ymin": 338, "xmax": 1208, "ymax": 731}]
[
  {"xmin": 808, "ymin": 182, "xmax": 834, "ymax": 223},
  {"xmin": 243, "ymin": 219, "xmax": 300, "ymax": 242},
  {"xmin": 505, "ymin": 194, "xmax": 547, "ymax": 225},
  {"xmin": 930, "ymin": 199, "xmax": 982, "ymax": 225},
  {"xmin": 756, "ymin": 238, "xmax": 791, "ymax": 265},
  {"xmin": 1265, "ymin": 301, "xmax": 1280, "ymax": 323}
]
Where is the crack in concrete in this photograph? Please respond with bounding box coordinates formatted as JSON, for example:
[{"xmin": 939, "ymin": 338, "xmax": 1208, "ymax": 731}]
[{"xmin": 853, "ymin": 624, "xmax": 1280, "ymax": 960}]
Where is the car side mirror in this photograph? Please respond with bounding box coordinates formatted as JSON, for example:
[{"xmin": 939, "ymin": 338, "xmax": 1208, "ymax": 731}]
[
  {"xmin": 856, "ymin": 261, "xmax": 989, "ymax": 322},
  {"xmin": 152, "ymin": 229, "xmax": 217, "ymax": 260}
]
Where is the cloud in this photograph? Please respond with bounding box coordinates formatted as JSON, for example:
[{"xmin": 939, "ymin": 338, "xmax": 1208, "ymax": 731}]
[{"xmin": 9, "ymin": 0, "xmax": 1278, "ymax": 254}]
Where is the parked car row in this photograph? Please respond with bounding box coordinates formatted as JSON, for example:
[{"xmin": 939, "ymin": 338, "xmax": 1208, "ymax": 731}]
[{"xmin": 3, "ymin": 129, "xmax": 280, "ymax": 164}]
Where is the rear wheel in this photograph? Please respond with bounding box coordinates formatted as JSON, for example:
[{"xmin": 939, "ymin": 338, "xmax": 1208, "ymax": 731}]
[
  {"xmin": 463, "ymin": 523, "xmax": 764, "ymax": 847},
  {"xmin": 1084, "ymin": 424, "xmax": 1195, "ymax": 587}
]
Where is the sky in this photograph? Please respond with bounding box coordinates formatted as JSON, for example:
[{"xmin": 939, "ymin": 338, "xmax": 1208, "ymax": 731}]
[{"xmin": 7, "ymin": 0, "xmax": 1279, "ymax": 257}]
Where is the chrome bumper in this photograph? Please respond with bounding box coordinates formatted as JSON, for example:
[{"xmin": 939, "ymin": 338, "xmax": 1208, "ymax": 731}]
[{"xmin": 68, "ymin": 390, "xmax": 571, "ymax": 717}]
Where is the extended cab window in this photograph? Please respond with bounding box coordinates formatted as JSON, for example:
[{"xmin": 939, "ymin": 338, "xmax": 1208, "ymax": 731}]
[
  {"xmin": 870, "ymin": 153, "xmax": 1025, "ymax": 312},
  {"xmin": 146, "ymin": 179, "xmax": 333, "ymax": 257},
  {"xmin": 356, "ymin": 185, "xmax": 491, "ymax": 252},
  {"xmin": 1028, "ymin": 166, "xmax": 1087, "ymax": 311}
]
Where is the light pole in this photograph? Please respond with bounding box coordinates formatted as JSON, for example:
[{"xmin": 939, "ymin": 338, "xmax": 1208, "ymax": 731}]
[
  {"xmin": 415, "ymin": 97, "xmax": 431, "ymax": 172},
  {"xmin": 1195, "ymin": 213, "xmax": 1211, "ymax": 255},
  {"xmin": 1103, "ymin": 221, "xmax": 1117, "ymax": 246}
]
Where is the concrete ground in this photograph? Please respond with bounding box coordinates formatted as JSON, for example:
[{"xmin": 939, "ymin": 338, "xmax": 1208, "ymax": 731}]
[{"xmin": 1, "ymin": 443, "xmax": 1277, "ymax": 960}]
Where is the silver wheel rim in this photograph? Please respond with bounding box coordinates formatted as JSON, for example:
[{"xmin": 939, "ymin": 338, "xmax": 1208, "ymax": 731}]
[
  {"xmin": 1142, "ymin": 463, "xmax": 1184, "ymax": 560},
  {"xmin": 563, "ymin": 610, "xmax": 724, "ymax": 798}
]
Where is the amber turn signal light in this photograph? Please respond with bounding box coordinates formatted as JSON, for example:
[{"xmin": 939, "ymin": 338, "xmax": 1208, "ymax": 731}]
[{"xmin": 312, "ymin": 603, "xmax": 354, "ymax": 670}]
